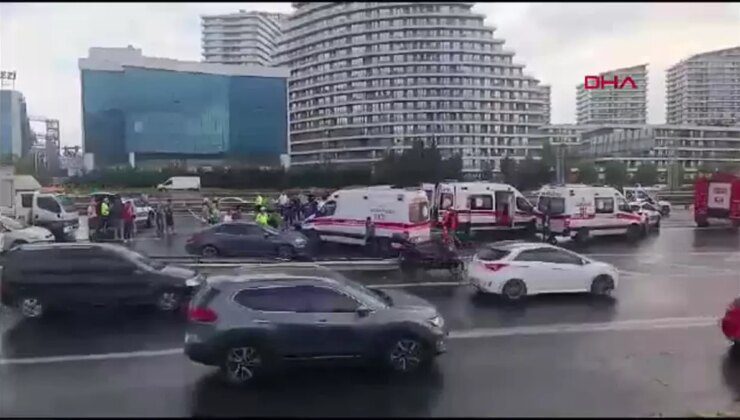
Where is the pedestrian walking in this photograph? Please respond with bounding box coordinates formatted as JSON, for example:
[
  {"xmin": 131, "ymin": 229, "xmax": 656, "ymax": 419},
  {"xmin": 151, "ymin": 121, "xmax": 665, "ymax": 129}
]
[
  {"xmin": 123, "ymin": 200, "xmax": 136, "ymax": 242},
  {"xmin": 164, "ymin": 199, "xmax": 175, "ymax": 235}
]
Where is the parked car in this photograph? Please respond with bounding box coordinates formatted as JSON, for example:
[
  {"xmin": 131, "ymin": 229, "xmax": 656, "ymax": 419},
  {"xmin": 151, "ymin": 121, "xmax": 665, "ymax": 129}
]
[
  {"xmin": 0, "ymin": 215, "xmax": 55, "ymax": 250},
  {"xmin": 184, "ymin": 265, "xmax": 447, "ymax": 385},
  {"xmin": 185, "ymin": 221, "xmax": 310, "ymax": 260},
  {"xmin": 722, "ymin": 297, "xmax": 740, "ymax": 345},
  {"xmin": 466, "ymin": 241, "xmax": 619, "ymax": 301},
  {"xmin": 122, "ymin": 196, "xmax": 154, "ymax": 228},
  {"xmin": 0, "ymin": 243, "xmax": 205, "ymax": 319},
  {"xmin": 629, "ymin": 201, "xmax": 661, "ymax": 231}
]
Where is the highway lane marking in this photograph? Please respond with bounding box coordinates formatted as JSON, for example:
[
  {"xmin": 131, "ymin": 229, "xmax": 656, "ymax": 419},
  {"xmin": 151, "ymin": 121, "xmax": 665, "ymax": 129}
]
[
  {"xmin": 0, "ymin": 316, "xmax": 719, "ymax": 366},
  {"xmin": 448, "ymin": 316, "xmax": 718, "ymax": 339}
]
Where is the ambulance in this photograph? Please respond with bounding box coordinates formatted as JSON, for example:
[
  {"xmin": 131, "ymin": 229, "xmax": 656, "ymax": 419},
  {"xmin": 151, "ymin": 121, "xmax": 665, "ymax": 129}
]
[
  {"xmin": 693, "ymin": 172, "xmax": 740, "ymax": 228},
  {"xmin": 432, "ymin": 182, "xmax": 537, "ymax": 233},
  {"xmin": 535, "ymin": 184, "xmax": 647, "ymax": 243},
  {"xmin": 301, "ymin": 186, "xmax": 432, "ymax": 251}
]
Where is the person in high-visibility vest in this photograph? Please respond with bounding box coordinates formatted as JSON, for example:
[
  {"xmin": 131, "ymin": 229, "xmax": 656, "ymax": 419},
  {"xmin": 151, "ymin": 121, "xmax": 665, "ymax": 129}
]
[
  {"xmin": 255, "ymin": 207, "xmax": 269, "ymax": 227},
  {"xmin": 100, "ymin": 198, "xmax": 111, "ymax": 233},
  {"xmin": 254, "ymin": 195, "xmax": 264, "ymax": 212}
]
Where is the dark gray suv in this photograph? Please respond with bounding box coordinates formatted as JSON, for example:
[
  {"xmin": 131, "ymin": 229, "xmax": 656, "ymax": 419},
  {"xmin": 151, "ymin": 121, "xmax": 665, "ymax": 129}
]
[{"xmin": 184, "ymin": 265, "xmax": 447, "ymax": 385}]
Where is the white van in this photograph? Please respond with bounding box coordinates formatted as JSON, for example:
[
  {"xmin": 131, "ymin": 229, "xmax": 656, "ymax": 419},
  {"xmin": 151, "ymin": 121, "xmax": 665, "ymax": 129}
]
[
  {"xmin": 302, "ymin": 186, "xmax": 431, "ymax": 250},
  {"xmin": 432, "ymin": 182, "xmax": 537, "ymax": 232},
  {"xmin": 157, "ymin": 176, "xmax": 201, "ymax": 191},
  {"xmin": 536, "ymin": 184, "xmax": 647, "ymax": 243}
]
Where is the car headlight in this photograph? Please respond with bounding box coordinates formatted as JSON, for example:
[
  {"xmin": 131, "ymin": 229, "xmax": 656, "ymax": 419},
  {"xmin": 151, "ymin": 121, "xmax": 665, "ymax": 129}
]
[{"xmin": 428, "ymin": 315, "xmax": 444, "ymax": 329}]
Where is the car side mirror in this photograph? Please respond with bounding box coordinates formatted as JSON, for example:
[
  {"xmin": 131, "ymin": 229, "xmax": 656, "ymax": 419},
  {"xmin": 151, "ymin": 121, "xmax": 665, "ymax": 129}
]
[{"xmin": 356, "ymin": 306, "xmax": 372, "ymax": 318}]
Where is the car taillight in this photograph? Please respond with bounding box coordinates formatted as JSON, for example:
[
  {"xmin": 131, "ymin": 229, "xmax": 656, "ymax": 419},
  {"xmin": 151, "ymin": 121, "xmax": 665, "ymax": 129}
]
[
  {"xmin": 188, "ymin": 307, "xmax": 218, "ymax": 323},
  {"xmin": 483, "ymin": 263, "xmax": 509, "ymax": 272}
]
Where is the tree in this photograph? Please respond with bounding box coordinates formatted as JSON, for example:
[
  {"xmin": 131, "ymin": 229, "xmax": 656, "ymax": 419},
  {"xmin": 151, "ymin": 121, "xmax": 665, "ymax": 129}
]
[
  {"xmin": 632, "ymin": 163, "xmax": 658, "ymax": 186},
  {"xmin": 372, "ymin": 140, "xmax": 462, "ymax": 186},
  {"xmin": 575, "ymin": 160, "xmax": 598, "ymax": 184},
  {"xmin": 603, "ymin": 161, "xmax": 628, "ymax": 188},
  {"xmin": 516, "ymin": 156, "xmax": 543, "ymax": 191}
]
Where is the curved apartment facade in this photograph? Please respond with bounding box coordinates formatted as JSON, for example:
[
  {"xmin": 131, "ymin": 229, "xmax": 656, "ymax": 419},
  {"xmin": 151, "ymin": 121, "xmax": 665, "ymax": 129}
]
[{"xmin": 275, "ymin": 2, "xmax": 548, "ymax": 174}]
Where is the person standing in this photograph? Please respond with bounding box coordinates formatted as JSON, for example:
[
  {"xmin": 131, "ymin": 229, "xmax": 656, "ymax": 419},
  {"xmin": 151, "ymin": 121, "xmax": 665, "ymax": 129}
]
[
  {"xmin": 164, "ymin": 199, "xmax": 175, "ymax": 235},
  {"xmin": 364, "ymin": 217, "xmax": 377, "ymax": 256},
  {"xmin": 122, "ymin": 200, "xmax": 135, "ymax": 242},
  {"xmin": 100, "ymin": 198, "xmax": 111, "ymax": 235},
  {"xmin": 110, "ymin": 197, "xmax": 124, "ymax": 241},
  {"xmin": 254, "ymin": 194, "xmax": 264, "ymax": 213},
  {"xmin": 255, "ymin": 207, "xmax": 269, "ymax": 227},
  {"xmin": 201, "ymin": 199, "xmax": 211, "ymax": 225},
  {"xmin": 232, "ymin": 206, "xmax": 242, "ymax": 221},
  {"xmin": 154, "ymin": 204, "xmax": 165, "ymax": 237}
]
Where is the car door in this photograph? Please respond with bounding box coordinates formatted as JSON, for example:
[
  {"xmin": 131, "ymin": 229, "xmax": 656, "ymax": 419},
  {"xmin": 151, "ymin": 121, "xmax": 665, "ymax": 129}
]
[
  {"xmin": 233, "ymin": 285, "xmax": 327, "ymax": 359},
  {"xmin": 537, "ymin": 248, "xmax": 590, "ymax": 291},
  {"xmin": 511, "ymin": 248, "xmax": 560, "ymax": 293},
  {"xmin": 302, "ymin": 284, "xmax": 367, "ymax": 358},
  {"xmin": 79, "ymin": 248, "xmax": 148, "ymax": 305},
  {"xmin": 214, "ymin": 224, "xmax": 260, "ymax": 257}
]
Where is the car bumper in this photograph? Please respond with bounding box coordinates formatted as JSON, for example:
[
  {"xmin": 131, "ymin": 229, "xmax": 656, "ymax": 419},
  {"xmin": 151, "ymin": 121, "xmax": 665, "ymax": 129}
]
[{"xmin": 184, "ymin": 342, "xmax": 219, "ymax": 366}]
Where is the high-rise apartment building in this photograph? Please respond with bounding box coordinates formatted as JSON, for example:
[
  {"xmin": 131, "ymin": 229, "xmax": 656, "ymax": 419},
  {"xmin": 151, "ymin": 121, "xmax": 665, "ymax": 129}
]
[
  {"xmin": 0, "ymin": 89, "xmax": 34, "ymax": 160},
  {"xmin": 576, "ymin": 64, "xmax": 648, "ymax": 125},
  {"xmin": 201, "ymin": 10, "xmax": 288, "ymax": 67},
  {"xmin": 666, "ymin": 46, "xmax": 740, "ymax": 127},
  {"xmin": 275, "ymin": 2, "xmax": 549, "ymax": 175},
  {"xmin": 538, "ymin": 85, "xmax": 551, "ymax": 125}
]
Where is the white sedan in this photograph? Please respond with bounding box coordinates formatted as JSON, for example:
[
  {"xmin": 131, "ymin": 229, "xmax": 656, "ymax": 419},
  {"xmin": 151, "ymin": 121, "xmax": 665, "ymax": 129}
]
[{"xmin": 467, "ymin": 241, "xmax": 619, "ymax": 301}]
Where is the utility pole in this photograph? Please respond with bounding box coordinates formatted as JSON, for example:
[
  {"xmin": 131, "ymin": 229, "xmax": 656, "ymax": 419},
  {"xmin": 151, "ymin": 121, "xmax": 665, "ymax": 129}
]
[{"xmin": 555, "ymin": 143, "xmax": 566, "ymax": 184}]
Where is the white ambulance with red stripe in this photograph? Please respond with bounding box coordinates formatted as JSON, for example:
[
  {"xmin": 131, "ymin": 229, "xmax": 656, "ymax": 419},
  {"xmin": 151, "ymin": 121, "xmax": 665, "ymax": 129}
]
[
  {"xmin": 432, "ymin": 182, "xmax": 537, "ymax": 233},
  {"xmin": 301, "ymin": 186, "xmax": 432, "ymax": 249},
  {"xmin": 535, "ymin": 184, "xmax": 648, "ymax": 243}
]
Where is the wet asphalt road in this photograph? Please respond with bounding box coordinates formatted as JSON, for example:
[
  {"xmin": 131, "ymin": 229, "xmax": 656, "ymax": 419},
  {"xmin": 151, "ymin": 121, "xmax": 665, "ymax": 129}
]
[{"xmin": 2, "ymin": 210, "xmax": 740, "ymax": 417}]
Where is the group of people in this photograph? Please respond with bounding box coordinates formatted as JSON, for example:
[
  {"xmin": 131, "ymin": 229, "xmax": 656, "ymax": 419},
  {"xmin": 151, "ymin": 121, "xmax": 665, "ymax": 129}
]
[
  {"xmin": 87, "ymin": 196, "xmax": 174, "ymax": 241},
  {"xmin": 276, "ymin": 192, "xmax": 325, "ymax": 228}
]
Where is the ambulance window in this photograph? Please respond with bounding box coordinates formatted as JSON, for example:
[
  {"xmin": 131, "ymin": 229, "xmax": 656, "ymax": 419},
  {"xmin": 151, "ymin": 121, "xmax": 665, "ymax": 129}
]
[
  {"xmin": 469, "ymin": 195, "xmax": 493, "ymax": 210},
  {"xmin": 440, "ymin": 193, "xmax": 454, "ymax": 210},
  {"xmin": 320, "ymin": 201, "xmax": 336, "ymax": 216},
  {"xmin": 409, "ymin": 201, "xmax": 429, "ymax": 223},
  {"xmin": 537, "ymin": 196, "xmax": 564, "ymax": 215},
  {"xmin": 516, "ymin": 197, "xmax": 533, "ymax": 212},
  {"xmin": 594, "ymin": 197, "xmax": 614, "ymax": 214}
]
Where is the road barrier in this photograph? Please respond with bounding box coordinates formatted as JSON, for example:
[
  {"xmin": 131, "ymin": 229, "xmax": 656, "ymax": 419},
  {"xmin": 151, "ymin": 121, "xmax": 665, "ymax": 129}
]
[{"xmin": 148, "ymin": 255, "xmax": 400, "ymax": 272}]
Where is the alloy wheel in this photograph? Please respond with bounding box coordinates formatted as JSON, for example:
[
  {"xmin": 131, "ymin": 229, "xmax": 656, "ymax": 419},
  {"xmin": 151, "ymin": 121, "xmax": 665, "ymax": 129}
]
[
  {"xmin": 389, "ymin": 338, "xmax": 423, "ymax": 372},
  {"xmin": 225, "ymin": 347, "xmax": 262, "ymax": 384},
  {"xmin": 20, "ymin": 297, "xmax": 43, "ymax": 318},
  {"xmin": 157, "ymin": 292, "xmax": 179, "ymax": 311}
]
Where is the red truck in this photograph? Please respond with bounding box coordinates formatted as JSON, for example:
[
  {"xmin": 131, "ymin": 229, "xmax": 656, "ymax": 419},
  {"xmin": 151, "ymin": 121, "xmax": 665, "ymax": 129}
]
[{"xmin": 694, "ymin": 172, "xmax": 740, "ymax": 228}]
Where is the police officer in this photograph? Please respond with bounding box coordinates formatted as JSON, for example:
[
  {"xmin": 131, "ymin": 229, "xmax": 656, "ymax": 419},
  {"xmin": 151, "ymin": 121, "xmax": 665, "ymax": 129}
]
[
  {"xmin": 100, "ymin": 197, "xmax": 111, "ymax": 233},
  {"xmin": 255, "ymin": 207, "xmax": 269, "ymax": 227},
  {"xmin": 254, "ymin": 194, "xmax": 264, "ymax": 213}
]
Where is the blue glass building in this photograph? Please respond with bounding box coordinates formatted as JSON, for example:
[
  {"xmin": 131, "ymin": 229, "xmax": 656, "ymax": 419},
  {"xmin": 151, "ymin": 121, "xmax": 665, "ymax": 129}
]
[{"xmin": 79, "ymin": 47, "xmax": 289, "ymax": 168}]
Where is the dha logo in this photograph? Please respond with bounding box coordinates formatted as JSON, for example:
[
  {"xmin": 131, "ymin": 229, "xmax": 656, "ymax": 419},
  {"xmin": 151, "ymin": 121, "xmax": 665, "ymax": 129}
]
[{"xmin": 584, "ymin": 75, "xmax": 638, "ymax": 90}]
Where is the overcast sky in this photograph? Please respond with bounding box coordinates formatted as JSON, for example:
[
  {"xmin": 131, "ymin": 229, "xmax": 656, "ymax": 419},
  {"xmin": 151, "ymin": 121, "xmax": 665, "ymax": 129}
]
[{"xmin": 1, "ymin": 2, "xmax": 739, "ymax": 147}]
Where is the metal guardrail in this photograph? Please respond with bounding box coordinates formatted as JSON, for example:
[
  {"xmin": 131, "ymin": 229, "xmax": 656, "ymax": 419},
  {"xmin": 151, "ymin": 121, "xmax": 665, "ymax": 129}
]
[{"xmin": 148, "ymin": 255, "xmax": 400, "ymax": 271}]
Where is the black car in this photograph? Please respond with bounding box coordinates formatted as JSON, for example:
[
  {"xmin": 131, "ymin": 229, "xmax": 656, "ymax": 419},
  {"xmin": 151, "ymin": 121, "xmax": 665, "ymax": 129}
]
[
  {"xmin": 0, "ymin": 243, "xmax": 204, "ymax": 319},
  {"xmin": 185, "ymin": 221, "xmax": 311, "ymax": 260}
]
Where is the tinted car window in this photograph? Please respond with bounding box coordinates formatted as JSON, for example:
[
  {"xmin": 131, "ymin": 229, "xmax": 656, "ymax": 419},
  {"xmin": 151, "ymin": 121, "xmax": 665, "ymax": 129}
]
[
  {"xmin": 477, "ymin": 247, "xmax": 510, "ymax": 261},
  {"xmin": 514, "ymin": 248, "xmax": 553, "ymax": 262},
  {"xmin": 37, "ymin": 196, "xmax": 61, "ymax": 213},
  {"xmin": 304, "ymin": 286, "xmax": 360, "ymax": 313},
  {"xmin": 235, "ymin": 286, "xmax": 312, "ymax": 312},
  {"xmin": 540, "ymin": 248, "xmax": 583, "ymax": 265},
  {"xmin": 516, "ymin": 197, "xmax": 533, "ymax": 212}
]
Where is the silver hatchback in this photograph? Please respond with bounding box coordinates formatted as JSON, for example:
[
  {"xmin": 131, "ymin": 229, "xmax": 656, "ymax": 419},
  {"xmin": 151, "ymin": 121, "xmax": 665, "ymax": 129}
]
[{"xmin": 184, "ymin": 265, "xmax": 447, "ymax": 386}]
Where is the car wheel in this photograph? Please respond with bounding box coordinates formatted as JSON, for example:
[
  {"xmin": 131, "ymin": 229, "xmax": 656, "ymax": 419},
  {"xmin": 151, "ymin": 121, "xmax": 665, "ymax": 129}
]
[
  {"xmin": 501, "ymin": 279, "xmax": 527, "ymax": 302},
  {"xmin": 590, "ymin": 275, "xmax": 615, "ymax": 296},
  {"xmin": 376, "ymin": 238, "xmax": 392, "ymax": 257},
  {"xmin": 155, "ymin": 290, "xmax": 181, "ymax": 312},
  {"xmin": 696, "ymin": 218, "xmax": 709, "ymax": 228},
  {"xmin": 201, "ymin": 245, "xmax": 219, "ymax": 258},
  {"xmin": 574, "ymin": 228, "xmax": 589, "ymax": 245},
  {"xmin": 18, "ymin": 296, "xmax": 44, "ymax": 319},
  {"xmin": 9, "ymin": 240, "xmax": 27, "ymax": 249},
  {"xmin": 386, "ymin": 336, "xmax": 429, "ymax": 374},
  {"xmin": 221, "ymin": 344, "xmax": 266, "ymax": 386},
  {"xmin": 626, "ymin": 224, "xmax": 642, "ymax": 243},
  {"xmin": 277, "ymin": 245, "xmax": 294, "ymax": 261}
]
